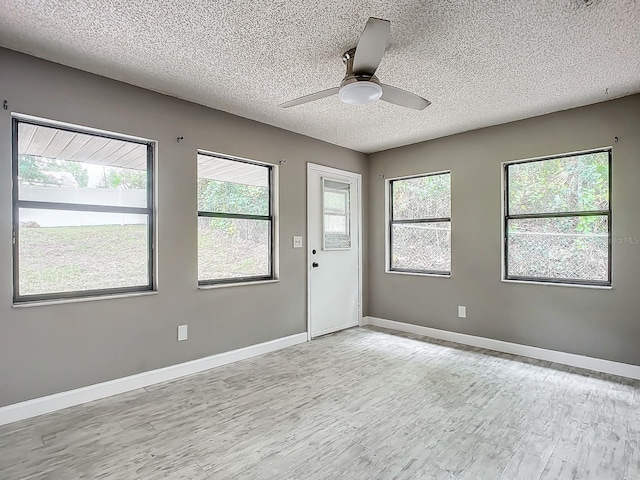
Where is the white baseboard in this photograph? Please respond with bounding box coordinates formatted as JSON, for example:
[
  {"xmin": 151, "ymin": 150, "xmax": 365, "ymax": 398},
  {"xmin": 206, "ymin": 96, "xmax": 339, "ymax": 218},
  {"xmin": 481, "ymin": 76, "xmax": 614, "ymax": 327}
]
[
  {"xmin": 0, "ymin": 332, "xmax": 307, "ymax": 426},
  {"xmin": 364, "ymin": 316, "xmax": 640, "ymax": 380}
]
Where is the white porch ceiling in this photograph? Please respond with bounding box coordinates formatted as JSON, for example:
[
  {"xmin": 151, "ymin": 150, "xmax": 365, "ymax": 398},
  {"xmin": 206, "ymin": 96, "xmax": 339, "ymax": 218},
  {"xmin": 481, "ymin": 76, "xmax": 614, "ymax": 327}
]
[
  {"xmin": 18, "ymin": 122, "xmax": 147, "ymax": 170},
  {"xmin": 197, "ymin": 154, "xmax": 268, "ymax": 186},
  {"xmin": 1, "ymin": 0, "xmax": 639, "ymax": 153}
]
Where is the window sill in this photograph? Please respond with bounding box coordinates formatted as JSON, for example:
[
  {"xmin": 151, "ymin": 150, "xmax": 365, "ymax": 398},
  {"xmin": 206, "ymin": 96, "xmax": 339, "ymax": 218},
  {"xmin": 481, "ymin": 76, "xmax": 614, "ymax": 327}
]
[
  {"xmin": 198, "ymin": 279, "xmax": 279, "ymax": 290},
  {"xmin": 501, "ymin": 279, "xmax": 612, "ymax": 290},
  {"xmin": 12, "ymin": 290, "xmax": 158, "ymax": 308},
  {"xmin": 386, "ymin": 270, "xmax": 451, "ymax": 279}
]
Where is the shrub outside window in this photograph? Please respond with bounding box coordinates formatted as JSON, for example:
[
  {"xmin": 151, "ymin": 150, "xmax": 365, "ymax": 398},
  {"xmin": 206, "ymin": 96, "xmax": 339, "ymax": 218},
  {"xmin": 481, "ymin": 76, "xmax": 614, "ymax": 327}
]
[
  {"xmin": 389, "ymin": 172, "xmax": 451, "ymax": 275},
  {"xmin": 12, "ymin": 117, "xmax": 155, "ymax": 302},
  {"xmin": 504, "ymin": 149, "xmax": 611, "ymax": 286},
  {"xmin": 197, "ymin": 152, "xmax": 274, "ymax": 285}
]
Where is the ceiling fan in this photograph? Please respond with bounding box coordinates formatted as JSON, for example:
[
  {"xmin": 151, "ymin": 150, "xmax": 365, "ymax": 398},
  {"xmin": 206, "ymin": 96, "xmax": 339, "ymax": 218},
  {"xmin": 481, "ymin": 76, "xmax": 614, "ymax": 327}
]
[{"xmin": 280, "ymin": 17, "xmax": 430, "ymax": 110}]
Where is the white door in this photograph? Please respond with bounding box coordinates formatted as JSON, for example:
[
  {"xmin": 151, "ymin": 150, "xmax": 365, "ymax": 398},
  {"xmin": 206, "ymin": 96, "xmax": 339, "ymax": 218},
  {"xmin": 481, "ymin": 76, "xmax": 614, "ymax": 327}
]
[{"xmin": 307, "ymin": 163, "xmax": 361, "ymax": 339}]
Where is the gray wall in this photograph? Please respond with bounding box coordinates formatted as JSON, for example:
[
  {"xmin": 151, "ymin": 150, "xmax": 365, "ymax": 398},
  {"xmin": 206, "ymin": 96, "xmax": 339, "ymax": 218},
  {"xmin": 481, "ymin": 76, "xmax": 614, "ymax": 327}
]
[
  {"xmin": 369, "ymin": 94, "xmax": 640, "ymax": 366},
  {"xmin": 0, "ymin": 48, "xmax": 368, "ymax": 407},
  {"xmin": 2, "ymin": 46, "xmax": 639, "ymax": 409}
]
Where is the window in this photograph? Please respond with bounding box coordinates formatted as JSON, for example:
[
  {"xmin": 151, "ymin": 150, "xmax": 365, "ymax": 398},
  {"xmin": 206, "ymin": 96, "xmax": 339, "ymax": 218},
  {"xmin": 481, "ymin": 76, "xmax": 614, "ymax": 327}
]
[
  {"xmin": 504, "ymin": 149, "xmax": 611, "ymax": 286},
  {"xmin": 197, "ymin": 152, "xmax": 274, "ymax": 285},
  {"xmin": 389, "ymin": 171, "xmax": 451, "ymax": 275},
  {"xmin": 12, "ymin": 117, "xmax": 155, "ymax": 302},
  {"xmin": 323, "ymin": 178, "xmax": 351, "ymax": 250}
]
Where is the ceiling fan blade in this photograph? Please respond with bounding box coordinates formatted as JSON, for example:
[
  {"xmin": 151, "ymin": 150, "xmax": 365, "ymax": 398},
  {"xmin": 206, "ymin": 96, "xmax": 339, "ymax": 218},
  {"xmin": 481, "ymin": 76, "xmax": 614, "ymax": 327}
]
[
  {"xmin": 352, "ymin": 17, "xmax": 390, "ymax": 75},
  {"xmin": 279, "ymin": 87, "xmax": 340, "ymax": 108},
  {"xmin": 380, "ymin": 84, "xmax": 431, "ymax": 110}
]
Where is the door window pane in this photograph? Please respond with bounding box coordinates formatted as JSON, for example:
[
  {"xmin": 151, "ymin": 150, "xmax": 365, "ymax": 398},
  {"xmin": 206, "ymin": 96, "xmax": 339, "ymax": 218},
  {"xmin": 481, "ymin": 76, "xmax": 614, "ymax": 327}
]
[{"xmin": 323, "ymin": 179, "xmax": 351, "ymax": 250}]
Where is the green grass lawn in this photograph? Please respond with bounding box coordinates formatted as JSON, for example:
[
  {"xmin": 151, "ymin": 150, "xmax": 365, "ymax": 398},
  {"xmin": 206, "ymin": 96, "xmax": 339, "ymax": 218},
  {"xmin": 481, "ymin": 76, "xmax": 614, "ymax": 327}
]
[
  {"xmin": 198, "ymin": 224, "xmax": 269, "ymax": 281},
  {"xmin": 18, "ymin": 223, "xmax": 268, "ymax": 296},
  {"xmin": 18, "ymin": 224, "xmax": 149, "ymax": 295}
]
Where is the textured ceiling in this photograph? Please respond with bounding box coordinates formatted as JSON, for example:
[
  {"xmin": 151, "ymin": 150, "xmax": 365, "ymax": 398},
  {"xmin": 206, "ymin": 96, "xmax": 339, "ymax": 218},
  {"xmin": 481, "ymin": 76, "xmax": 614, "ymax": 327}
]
[{"xmin": 1, "ymin": 1, "xmax": 639, "ymax": 153}]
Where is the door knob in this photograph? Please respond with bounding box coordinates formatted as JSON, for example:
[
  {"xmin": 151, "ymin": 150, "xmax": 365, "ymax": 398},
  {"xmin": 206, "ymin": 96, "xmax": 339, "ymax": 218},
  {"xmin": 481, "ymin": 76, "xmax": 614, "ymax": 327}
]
[{"xmin": 312, "ymin": 262, "xmax": 319, "ymax": 268}]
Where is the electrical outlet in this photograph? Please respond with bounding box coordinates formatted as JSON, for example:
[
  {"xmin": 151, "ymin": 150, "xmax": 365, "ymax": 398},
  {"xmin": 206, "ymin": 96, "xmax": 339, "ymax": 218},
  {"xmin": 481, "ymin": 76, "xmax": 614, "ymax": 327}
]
[
  {"xmin": 458, "ymin": 306, "xmax": 466, "ymax": 318},
  {"xmin": 293, "ymin": 236, "xmax": 303, "ymax": 248},
  {"xmin": 177, "ymin": 325, "xmax": 188, "ymax": 341}
]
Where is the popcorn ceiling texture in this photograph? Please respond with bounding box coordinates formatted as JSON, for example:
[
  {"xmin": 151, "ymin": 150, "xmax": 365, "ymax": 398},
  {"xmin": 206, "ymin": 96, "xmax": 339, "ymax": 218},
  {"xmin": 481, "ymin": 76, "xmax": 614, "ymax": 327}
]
[{"xmin": 0, "ymin": 0, "xmax": 638, "ymax": 153}]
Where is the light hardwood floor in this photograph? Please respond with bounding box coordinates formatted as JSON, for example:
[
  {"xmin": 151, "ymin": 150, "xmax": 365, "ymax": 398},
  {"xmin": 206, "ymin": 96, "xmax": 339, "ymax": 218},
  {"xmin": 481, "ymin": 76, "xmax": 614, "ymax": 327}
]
[{"xmin": 1, "ymin": 326, "xmax": 638, "ymax": 479}]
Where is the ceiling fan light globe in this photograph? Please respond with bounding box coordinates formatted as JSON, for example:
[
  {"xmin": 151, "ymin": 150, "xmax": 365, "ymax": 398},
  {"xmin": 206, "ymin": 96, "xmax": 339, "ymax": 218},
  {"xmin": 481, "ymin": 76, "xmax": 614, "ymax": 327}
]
[{"xmin": 338, "ymin": 81, "xmax": 383, "ymax": 105}]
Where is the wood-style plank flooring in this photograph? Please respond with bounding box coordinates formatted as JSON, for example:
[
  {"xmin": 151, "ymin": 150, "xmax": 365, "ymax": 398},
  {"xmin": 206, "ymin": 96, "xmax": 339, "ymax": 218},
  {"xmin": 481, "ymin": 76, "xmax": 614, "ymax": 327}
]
[{"xmin": 1, "ymin": 326, "xmax": 638, "ymax": 479}]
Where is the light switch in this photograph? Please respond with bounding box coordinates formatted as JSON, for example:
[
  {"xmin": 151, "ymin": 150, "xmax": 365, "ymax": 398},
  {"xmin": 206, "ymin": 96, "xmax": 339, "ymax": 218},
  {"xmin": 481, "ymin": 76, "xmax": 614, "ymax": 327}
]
[
  {"xmin": 458, "ymin": 306, "xmax": 466, "ymax": 318},
  {"xmin": 178, "ymin": 325, "xmax": 188, "ymax": 341},
  {"xmin": 293, "ymin": 236, "xmax": 303, "ymax": 248}
]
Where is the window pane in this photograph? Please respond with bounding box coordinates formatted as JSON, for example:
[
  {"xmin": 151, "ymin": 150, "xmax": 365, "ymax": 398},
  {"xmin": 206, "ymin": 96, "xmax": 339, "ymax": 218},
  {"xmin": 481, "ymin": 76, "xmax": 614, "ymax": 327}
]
[
  {"xmin": 324, "ymin": 215, "xmax": 347, "ymax": 234},
  {"xmin": 324, "ymin": 180, "xmax": 348, "ymax": 214},
  {"xmin": 17, "ymin": 123, "xmax": 148, "ymax": 208},
  {"xmin": 197, "ymin": 154, "xmax": 269, "ymax": 215},
  {"xmin": 392, "ymin": 173, "xmax": 450, "ymax": 220},
  {"xmin": 391, "ymin": 222, "xmax": 451, "ymax": 272},
  {"xmin": 508, "ymin": 152, "xmax": 609, "ymax": 215},
  {"xmin": 18, "ymin": 209, "xmax": 149, "ymax": 296},
  {"xmin": 198, "ymin": 217, "xmax": 270, "ymax": 281},
  {"xmin": 507, "ymin": 216, "xmax": 608, "ymax": 282},
  {"xmin": 323, "ymin": 179, "xmax": 351, "ymax": 249}
]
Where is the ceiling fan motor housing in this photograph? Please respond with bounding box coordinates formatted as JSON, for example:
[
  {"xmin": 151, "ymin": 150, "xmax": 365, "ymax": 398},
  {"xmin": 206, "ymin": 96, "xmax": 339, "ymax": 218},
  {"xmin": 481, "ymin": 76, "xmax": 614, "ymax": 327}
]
[{"xmin": 339, "ymin": 48, "xmax": 383, "ymax": 105}]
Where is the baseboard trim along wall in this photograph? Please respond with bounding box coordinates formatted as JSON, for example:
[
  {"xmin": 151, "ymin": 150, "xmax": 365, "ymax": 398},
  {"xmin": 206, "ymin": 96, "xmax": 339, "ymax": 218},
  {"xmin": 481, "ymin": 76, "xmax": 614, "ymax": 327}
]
[
  {"xmin": 364, "ymin": 316, "xmax": 640, "ymax": 380},
  {"xmin": 0, "ymin": 332, "xmax": 308, "ymax": 426}
]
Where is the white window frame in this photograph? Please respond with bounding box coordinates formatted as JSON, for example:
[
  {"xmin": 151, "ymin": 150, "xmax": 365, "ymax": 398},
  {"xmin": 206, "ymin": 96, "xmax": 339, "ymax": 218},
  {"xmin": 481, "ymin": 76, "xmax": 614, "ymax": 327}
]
[
  {"xmin": 385, "ymin": 170, "xmax": 452, "ymax": 277},
  {"xmin": 12, "ymin": 115, "xmax": 156, "ymax": 304},
  {"xmin": 501, "ymin": 148, "xmax": 612, "ymax": 288},
  {"xmin": 196, "ymin": 151, "xmax": 278, "ymax": 287}
]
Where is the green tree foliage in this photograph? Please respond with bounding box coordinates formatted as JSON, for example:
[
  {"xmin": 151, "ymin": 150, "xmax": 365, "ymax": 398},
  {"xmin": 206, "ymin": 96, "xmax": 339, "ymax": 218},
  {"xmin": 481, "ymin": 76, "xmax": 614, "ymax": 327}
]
[
  {"xmin": 392, "ymin": 173, "xmax": 450, "ymax": 220},
  {"xmin": 106, "ymin": 168, "xmax": 147, "ymax": 189},
  {"xmin": 198, "ymin": 179, "xmax": 268, "ymax": 215},
  {"xmin": 508, "ymin": 153, "xmax": 608, "ymax": 215},
  {"xmin": 198, "ymin": 179, "xmax": 269, "ymax": 242},
  {"xmin": 508, "ymin": 153, "xmax": 609, "ymax": 234},
  {"xmin": 18, "ymin": 155, "xmax": 89, "ymax": 187},
  {"xmin": 54, "ymin": 161, "xmax": 89, "ymax": 188},
  {"xmin": 17, "ymin": 155, "xmax": 53, "ymax": 185}
]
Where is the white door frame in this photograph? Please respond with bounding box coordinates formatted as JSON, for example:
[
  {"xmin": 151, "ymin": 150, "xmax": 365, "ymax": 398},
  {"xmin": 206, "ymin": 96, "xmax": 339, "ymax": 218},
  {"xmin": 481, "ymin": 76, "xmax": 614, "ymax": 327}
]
[{"xmin": 306, "ymin": 163, "xmax": 363, "ymax": 342}]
